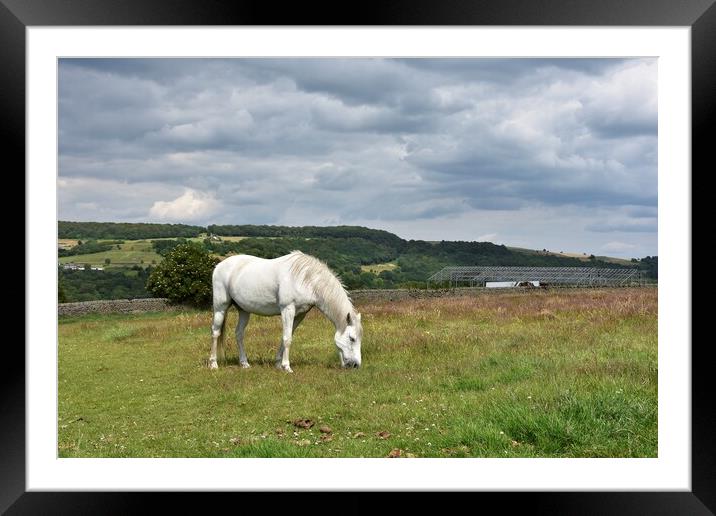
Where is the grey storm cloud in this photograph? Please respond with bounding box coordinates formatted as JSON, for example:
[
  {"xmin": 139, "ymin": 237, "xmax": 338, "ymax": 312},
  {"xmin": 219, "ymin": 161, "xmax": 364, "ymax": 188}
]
[{"xmin": 58, "ymin": 57, "xmax": 657, "ymax": 258}]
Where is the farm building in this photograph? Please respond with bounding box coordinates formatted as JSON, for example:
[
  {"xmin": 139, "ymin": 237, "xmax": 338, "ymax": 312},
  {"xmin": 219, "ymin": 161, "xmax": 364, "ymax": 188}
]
[
  {"xmin": 486, "ymin": 280, "xmax": 540, "ymax": 288},
  {"xmin": 60, "ymin": 263, "xmax": 103, "ymax": 271},
  {"xmin": 427, "ymin": 266, "xmax": 644, "ymax": 288}
]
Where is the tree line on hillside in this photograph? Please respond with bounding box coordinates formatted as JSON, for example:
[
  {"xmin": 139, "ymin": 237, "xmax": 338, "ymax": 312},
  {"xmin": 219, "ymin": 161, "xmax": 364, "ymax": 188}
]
[
  {"xmin": 203, "ymin": 237, "xmax": 397, "ymax": 267},
  {"xmin": 57, "ymin": 222, "xmax": 657, "ymax": 303},
  {"xmin": 633, "ymin": 255, "xmax": 657, "ymax": 279},
  {"xmin": 207, "ymin": 224, "xmax": 405, "ymax": 248},
  {"xmin": 58, "ymin": 266, "xmax": 153, "ymax": 302},
  {"xmin": 152, "ymin": 238, "xmax": 190, "ymax": 256},
  {"xmin": 140, "ymin": 242, "xmax": 657, "ymax": 307},
  {"xmin": 59, "ymin": 221, "xmax": 204, "ymax": 240},
  {"xmin": 58, "ymin": 240, "xmax": 115, "ymax": 257},
  {"xmin": 58, "ymin": 220, "xmax": 647, "ymax": 272},
  {"xmin": 58, "ymin": 220, "xmax": 406, "ymax": 245},
  {"xmin": 150, "ymin": 235, "xmax": 646, "ymax": 291}
]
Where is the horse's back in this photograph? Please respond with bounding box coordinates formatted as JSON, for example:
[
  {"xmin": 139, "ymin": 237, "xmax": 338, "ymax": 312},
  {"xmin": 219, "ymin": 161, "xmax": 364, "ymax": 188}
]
[
  {"xmin": 213, "ymin": 254, "xmax": 292, "ymax": 315},
  {"xmin": 213, "ymin": 254, "xmax": 257, "ymax": 279}
]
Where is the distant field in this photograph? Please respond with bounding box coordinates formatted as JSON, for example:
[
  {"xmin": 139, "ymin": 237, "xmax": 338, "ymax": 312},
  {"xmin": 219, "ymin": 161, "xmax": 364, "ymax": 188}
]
[
  {"xmin": 132, "ymin": 236, "xmax": 206, "ymax": 243},
  {"xmin": 361, "ymin": 262, "xmax": 398, "ymax": 274},
  {"xmin": 555, "ymin": 251, "xmax": 633, "ymax": 266},
  {"xmin": 58, "ymin": 288, "xmax": 657, "ymax": 458},
  {"xmin": 594, "ymin": 256, "xmax": 635, "ymax": 266},
  {"xmin": 58, "ymin": 236, "xmax": 253, "ymax": 269},
  {"xmin": 556, "ymin": 251, "xmax": 591, "ymax": 259},
  {"xmin": 59, "ymin": 240, "xmax": 163, "ymax": 268},
  {"xmin": 218, "ymin": 236, "xmax": 249, "ymax": 242},
  {"xmin": 58, "ymin": 239, "xmax": 80, "ymax": 249},
  {"xmin": 507, "ymin": 247, "xmax": 633, "ymax": 265}
]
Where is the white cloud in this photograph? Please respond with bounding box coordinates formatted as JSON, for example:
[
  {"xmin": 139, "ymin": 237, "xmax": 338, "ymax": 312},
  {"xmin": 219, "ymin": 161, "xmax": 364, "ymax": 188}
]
[
  {"xmin": 58, "ymin": 58, "xmax": 658, "ymax": 256},
  {"xmin": 58, "ymin": 177, "xmax": 180, "ymax": 221},
  {"xmin": 149, "ymin": 189, "xmax": 220, "ymax": 222}
]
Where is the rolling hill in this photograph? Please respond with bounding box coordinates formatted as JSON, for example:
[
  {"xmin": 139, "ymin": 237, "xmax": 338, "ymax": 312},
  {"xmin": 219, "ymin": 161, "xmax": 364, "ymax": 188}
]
[{"xmin": 58, "ymin": 221, "xmax": 654, "ymax": 302}]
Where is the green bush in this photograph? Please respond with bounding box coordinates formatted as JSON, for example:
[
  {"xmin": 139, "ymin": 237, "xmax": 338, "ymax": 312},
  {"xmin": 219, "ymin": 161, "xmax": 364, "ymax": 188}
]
[{"xmin": 145, "ymin": 243, "xmax": 219, "ymax": 306}]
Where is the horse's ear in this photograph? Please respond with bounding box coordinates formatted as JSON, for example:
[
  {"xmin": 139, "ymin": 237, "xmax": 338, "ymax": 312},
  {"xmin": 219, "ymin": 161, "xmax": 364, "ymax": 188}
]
[
  {"xmin": 346, "ymin": 312, "xmax": 352, "ymax": 325},
  {"xmin": 356, "ymin": 313, "xmax": 362, "ymax": 322}
]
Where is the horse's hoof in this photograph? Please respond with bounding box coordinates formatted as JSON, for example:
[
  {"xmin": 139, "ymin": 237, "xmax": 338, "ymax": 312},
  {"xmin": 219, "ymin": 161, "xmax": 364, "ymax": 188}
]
[
  {"xmin": 240, "ymin": 362, "xmax": 251, "ymax": 369},
  {"xmin": 209, "ymin": 361, "xmax": 218, "ymax": 370},
  {"xmin": 278, "ymin": 364, "xmax": 293, "ymax": 373}
]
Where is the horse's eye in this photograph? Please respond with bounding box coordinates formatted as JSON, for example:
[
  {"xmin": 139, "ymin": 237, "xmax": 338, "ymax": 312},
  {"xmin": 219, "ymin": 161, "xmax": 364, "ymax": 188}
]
[{"xmin": 349, "ymin": 336, "xmax": 355, "ymax": 342}]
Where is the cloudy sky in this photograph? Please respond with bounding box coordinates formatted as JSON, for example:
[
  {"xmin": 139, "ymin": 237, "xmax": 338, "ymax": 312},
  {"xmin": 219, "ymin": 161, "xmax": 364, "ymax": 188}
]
[{"xmin": 58, "ymin": 58, "xmax": 657, "ymax": 258}]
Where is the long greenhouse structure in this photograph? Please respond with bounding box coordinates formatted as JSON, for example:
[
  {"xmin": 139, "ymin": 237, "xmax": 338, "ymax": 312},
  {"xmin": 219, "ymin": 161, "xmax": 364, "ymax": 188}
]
[{"xmin": 427, "ymin": 266, "xmax": 645, "ymax": 288}]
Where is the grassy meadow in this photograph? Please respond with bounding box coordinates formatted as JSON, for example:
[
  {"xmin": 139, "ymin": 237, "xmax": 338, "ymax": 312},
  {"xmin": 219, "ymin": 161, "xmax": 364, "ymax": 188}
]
[
  {"xmin": 58, "ymin": 236, "xmax": 241, "ymax": 269},
  {"xmin": 59, "ymin": 240, "xmax": 164, "ymax": 268},
  {"xmin": 58, "ymin": 287, "xmax": 657, "ymax": 458}
]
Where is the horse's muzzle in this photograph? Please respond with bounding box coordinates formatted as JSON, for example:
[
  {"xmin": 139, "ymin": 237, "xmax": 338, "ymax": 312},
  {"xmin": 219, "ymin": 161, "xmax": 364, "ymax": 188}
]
[{"xmin": 344, "ymin": 360, "xmax": 360, "ymax": 369}]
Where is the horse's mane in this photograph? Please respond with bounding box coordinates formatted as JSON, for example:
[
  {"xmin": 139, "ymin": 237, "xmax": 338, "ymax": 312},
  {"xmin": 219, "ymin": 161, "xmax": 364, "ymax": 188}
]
[{"xmin": 287, "ymin": 250, "xmax": 354, "ymax": 329}]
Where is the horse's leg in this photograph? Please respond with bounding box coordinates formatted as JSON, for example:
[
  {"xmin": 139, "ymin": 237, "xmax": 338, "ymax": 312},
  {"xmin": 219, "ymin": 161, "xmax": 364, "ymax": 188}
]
[
  {"xmin": 277, "ymin": 304, "xmax": 296, "ymax": 372},
  {"xmin": 235, "ymin": 309, "xmax": 251, "ymax": 368},
  {"xmin": 292, "ymin": 310, "xmax": 308, "ymax": 332},
  {"xmin": 275, "ymin": 310, "xmax": 307, "ymax": 369},
  {"xmin": 210, "ymin": 301, "xmax": 230, "ymax": 370},
  {"xmin": 274, "ymin": 341, "xmax": 284, "ymax": 368}
]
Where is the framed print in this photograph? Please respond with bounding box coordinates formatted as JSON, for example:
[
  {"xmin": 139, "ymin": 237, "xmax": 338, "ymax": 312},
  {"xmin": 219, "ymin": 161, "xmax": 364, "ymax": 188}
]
[{"xmin": 8, "ymin": 0, "xmax": 710, "ymax": 513}]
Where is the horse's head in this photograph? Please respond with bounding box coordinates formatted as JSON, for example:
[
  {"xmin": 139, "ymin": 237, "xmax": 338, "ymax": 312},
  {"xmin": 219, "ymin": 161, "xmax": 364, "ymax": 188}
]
[{"xmin": 335, "ymin": 311, "xmax": 362, "ymax": 368}]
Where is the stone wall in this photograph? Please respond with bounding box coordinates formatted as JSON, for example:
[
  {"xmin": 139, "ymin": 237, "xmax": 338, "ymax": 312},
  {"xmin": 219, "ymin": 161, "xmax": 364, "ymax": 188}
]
[
  {"xmin": 349, "ymin": 287, "xmax": 493, "ymax": 303},
  {"xmin": 59, "ymin": 286, "xmax": 646, "ymax": 316},
  {"xmin": 58, "ymin": 298, "xmax": 188, "ymax": 316},
  {"xmin": 58, "ymin": 288, "xmax": 495, "ymax": 316}
]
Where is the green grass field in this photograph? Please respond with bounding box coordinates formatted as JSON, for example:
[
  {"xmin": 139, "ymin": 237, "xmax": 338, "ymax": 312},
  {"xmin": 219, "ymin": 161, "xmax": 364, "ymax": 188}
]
[
  {"xmin": 59, "ymin": 240, "xmax": 164, "ymax": 268},
  {"xmin": 58, "ymin": 288, "xmax": 657, "ymax": 458},
  {"xmin": 58, "ymin": 236, "xmax": 242, "ymax": 269}
]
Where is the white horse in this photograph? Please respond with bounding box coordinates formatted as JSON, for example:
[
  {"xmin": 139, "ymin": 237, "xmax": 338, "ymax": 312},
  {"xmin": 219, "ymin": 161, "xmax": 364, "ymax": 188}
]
[{"xmin": 209, "ymin": 250, "xmax": 362, "ymax": 372}]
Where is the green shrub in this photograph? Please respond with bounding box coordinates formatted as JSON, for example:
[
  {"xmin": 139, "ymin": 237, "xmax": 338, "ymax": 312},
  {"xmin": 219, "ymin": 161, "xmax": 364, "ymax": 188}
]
[{"xmin": 145, "ymin": 243, "xmax": 219, "ymax": 306}]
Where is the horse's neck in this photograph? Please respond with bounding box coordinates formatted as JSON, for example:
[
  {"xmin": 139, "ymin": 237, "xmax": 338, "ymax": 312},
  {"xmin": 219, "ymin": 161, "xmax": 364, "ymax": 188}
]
[{"xmin": 315, "ymin": 289, "xmax": 353, "ymax": 331}]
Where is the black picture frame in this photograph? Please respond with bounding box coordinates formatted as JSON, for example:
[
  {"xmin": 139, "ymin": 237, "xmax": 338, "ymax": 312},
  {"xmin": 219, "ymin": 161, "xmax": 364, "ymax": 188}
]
[{"xmin": 7, "ymin": 0, "xmax": 708, "ymax": 513}]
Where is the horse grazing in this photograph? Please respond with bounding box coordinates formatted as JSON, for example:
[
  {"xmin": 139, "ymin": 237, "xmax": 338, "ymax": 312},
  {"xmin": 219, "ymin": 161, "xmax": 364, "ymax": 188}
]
[{"xmin": 209, "ymin": 250, "xmax": 362, "ymax": 372}]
